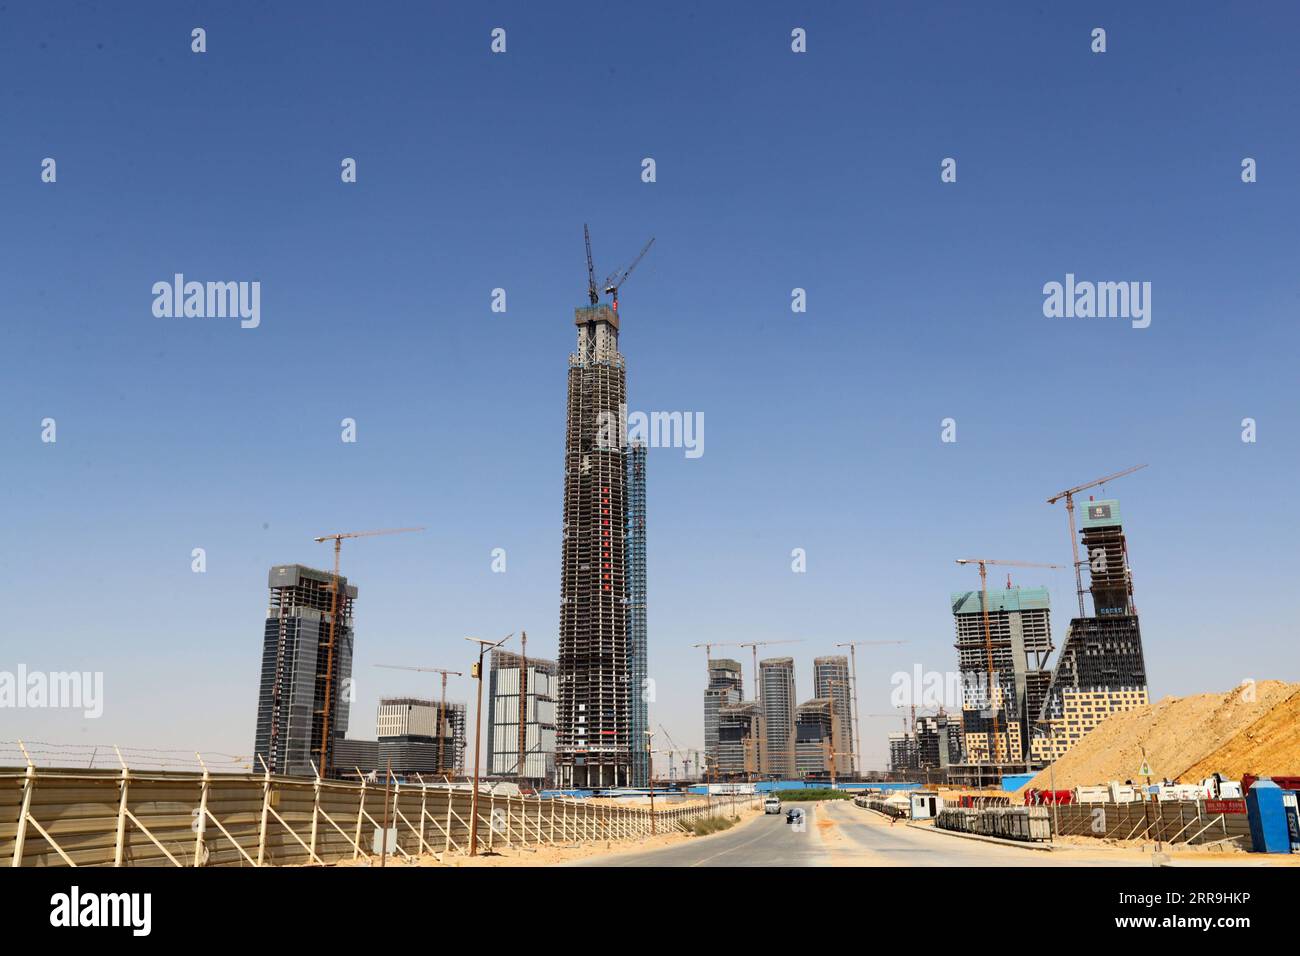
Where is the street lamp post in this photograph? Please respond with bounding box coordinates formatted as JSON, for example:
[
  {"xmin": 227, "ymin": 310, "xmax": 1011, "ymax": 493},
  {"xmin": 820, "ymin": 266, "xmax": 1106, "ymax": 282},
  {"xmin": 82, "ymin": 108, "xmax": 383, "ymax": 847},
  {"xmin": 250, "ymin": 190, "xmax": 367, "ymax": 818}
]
[{"xmin": 466, "ymin": 633, "xmax": 512, "ymax": 857}]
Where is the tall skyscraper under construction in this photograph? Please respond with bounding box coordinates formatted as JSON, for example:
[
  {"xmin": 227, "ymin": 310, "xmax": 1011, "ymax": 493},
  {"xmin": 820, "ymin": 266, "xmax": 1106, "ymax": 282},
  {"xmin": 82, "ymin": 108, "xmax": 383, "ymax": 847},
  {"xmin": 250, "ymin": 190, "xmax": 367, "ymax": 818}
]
[
  {"xmin": 626, "ymin": 440, "xmax": 649, "ymax": 788},
  {"xmin": 704, "ymin": 658, "xmax": 744, "ymax": 771},
  {"xmin": 717, "ymin": 701, "xmax": 759, "ymax": 778},
  {"xmin": 794, "ymin": 698, "xmax": 833, "ymax": 777},
  {"xmin": 759, "ymin": 657, "xmax": 797, "ymax": 777},
  {"xmin": 1032, "ymin": 499, "xmax": 1149, "ymax": 762},
  {"xmin": 253, "ymin": 564, "xmax": 357, "ymax": 779},
  {"xmin": 813, "ymin": 655, "xmax": 854, "ymax": 775},
  {"xmin": 557, "ymin": 240, "xmax": 652, "ymax": 788},
  {"xmin": 950, "ymin": 585, "xmax": 1053, "ymax": 765},
  {"xmin": 487, "ymin": 649, "xmax": 558, "ymax": 785}
]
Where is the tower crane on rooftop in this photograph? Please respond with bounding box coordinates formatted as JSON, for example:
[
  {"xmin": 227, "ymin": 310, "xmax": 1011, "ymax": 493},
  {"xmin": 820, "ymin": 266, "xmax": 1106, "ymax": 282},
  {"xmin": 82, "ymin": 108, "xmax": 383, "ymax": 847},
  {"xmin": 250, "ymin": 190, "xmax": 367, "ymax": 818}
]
[
  {"xmin": 955, "ymin": 558, "xmax": 1061, "ymax": 766},
  {"xmin": 602, "ymin": 236, "xmax": 655, "ymax": 311},
  {"xmin": 1047, "ymin": 464, "xmax": 1148, "ymax": 617},
  {"xmin": 690, "ymin": 641, "xmax": 746, "ymax": 663},
  {"xmin": 312, "ymin": 526, "xmax": 425, "ymax": 777},
  {"xmin": 583, "ymin": 223, "xmax": 599, "ymax": 306}
]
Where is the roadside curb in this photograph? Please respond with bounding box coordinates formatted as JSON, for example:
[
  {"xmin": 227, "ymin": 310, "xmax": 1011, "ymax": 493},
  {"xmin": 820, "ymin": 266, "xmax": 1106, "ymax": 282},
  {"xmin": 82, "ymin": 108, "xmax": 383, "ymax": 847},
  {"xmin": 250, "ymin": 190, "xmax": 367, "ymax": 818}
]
[
  {"xmin": 856, "ymin": 804, "xmax": 905, "ymax": 823},
  {"xmin": 905, "ymin": 820, "xmax": 1056, "ymax": 852}
]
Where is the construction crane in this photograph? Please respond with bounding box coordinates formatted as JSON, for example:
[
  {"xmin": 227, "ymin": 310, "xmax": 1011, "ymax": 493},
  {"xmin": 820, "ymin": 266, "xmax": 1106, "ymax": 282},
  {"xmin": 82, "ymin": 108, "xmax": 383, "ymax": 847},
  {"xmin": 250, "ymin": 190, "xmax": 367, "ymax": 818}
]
[
  {"xmin": 657, "ymin": 724, "xmax": 700, "ymax": 784},
  {"xmin": 737, "ymin": 639, "xmax": 804, "ymax": 778},
  {"xmin": 373, "ymin": 662, "xmax": 463, "ymax": 775},
  {"xmin": 1047, "ymin": 464, "xmax": 1148, "ymax": 616},
  {"xmin": 602, "ymin": 236, "xmax": 654, "ymax": 311},
  {"xmin": 955, "ymin": 558, "xmax": 1061, "ymax": 765},
  {"xmin": 516, "ymin": 630, "xmax": 529, "ymax": 781},
  {"xmin": 583, "ymin": 223, "xmax": 598, "ymax": 306},
  {"xmin": 834, "ymin": 640, "xmax": 908, "ymax": 777},
  {"xmin": 690, "ymin": 641, "xmax": 746, "ymax": 663},
  {"xmin": 312, "ymin": 526, "xmax": 424, "ymax": 777},
  {"xmin": 691, "ymin": 641, "xmax": 748, "ymax": 684},
  {"xmin": 862, "ymin": 712, "xmax": 911, "ymax": 732}
]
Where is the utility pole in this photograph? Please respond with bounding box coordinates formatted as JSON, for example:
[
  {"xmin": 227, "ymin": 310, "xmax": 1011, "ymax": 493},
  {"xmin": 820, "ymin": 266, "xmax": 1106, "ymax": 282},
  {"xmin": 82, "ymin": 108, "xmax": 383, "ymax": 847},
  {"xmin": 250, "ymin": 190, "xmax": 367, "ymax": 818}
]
[
  {"xmin": 466, "ymin": 633, "xmax": 512, "ymax": 856},
  {"xmin": 835, "ymin": 641, "xmax": 907, "ymax": 777},
  {"xmin": 312, "ymin": 526, "xmax": 424, "ymax": 777}
]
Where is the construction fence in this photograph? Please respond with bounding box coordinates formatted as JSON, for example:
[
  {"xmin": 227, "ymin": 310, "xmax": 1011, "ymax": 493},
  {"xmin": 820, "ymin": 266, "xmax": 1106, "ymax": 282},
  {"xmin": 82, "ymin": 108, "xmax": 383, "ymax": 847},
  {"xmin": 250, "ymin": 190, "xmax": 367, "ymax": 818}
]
[
  {"xmin": 1, "ymin": 763, "xmax": 732, "ymax": 868},
  {"xmin": 1041, "ymin": 799, "xmax": 1251, "ymax": 847},
  {"xmin": 937, "ymin": 806, "xmax": 1052, "ymax": 842},
  {"xmin": 853, "ymin": 794, "xmax": 907, "ymax": 819}
]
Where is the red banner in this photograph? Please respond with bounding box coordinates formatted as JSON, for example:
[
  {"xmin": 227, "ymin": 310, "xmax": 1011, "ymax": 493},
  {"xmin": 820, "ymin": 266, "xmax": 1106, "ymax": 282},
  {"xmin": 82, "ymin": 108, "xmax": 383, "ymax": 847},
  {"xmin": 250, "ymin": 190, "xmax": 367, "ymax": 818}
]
[{"xmin": 1206, "ymin": 799, "xmax": 1247, "ymax": 815}]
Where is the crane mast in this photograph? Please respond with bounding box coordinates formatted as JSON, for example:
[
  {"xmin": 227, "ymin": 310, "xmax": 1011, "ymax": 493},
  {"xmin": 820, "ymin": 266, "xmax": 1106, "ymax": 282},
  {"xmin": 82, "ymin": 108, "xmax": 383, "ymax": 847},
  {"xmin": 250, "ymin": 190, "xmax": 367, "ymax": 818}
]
[
  {"xmin": 955, "ymin": 558, "xmax": 1060, "ymax": 767},
  {"xmin": 1047, "ymin": 464, "xmax": 1147, "ymax": 617}
]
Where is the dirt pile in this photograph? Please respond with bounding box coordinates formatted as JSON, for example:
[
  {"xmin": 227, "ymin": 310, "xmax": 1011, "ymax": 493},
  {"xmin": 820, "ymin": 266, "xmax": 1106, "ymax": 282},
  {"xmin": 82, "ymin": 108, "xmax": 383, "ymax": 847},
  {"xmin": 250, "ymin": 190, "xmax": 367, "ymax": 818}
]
[
  {"xmin": 1182, "ymin": 686, "xmax": 1300, "ymax": 782},
  {"xmin": 1027, "ymin": 681, "xmax": 1300, "ymax": 790}
]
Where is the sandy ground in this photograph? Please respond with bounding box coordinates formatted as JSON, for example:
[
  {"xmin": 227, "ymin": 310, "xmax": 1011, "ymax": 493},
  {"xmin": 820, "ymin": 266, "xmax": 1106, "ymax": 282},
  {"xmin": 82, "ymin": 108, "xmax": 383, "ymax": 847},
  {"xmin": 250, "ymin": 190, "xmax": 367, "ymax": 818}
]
[
  {"xmin": 1027, "ymin": 681, "xmax": 1299, "ymax": 790},
  {"xmin": 820, "ymin": 802, "xmax": 1300, "ymax": 867},
  {"xmin": 339, "ymin": 804, "xmax": 763, "ymax": 867}
]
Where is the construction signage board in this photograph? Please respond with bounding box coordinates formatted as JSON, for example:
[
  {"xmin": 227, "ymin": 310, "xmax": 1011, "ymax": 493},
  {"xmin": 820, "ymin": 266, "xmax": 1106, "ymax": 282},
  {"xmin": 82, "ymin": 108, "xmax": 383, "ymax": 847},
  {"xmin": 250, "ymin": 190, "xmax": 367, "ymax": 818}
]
[
  {"xmin": 1206, "ymin": 799, "xmax": 1248, "ymax": 815},
  {"xmin": 1138, "ymin": 761, "xmax": 1152, "ymax": 777}
]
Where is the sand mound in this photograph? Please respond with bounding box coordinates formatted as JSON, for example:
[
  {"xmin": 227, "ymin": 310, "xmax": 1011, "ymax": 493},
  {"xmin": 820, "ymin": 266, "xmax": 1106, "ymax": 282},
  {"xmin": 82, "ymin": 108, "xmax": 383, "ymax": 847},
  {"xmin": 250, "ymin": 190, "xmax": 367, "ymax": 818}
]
[
  {"xmin": 1182, "ymin": 687, "xmax": 1300, "ymax": 782},
  {"xmin": 1027, "ymin": 681, "xmax": 1300, "ymax": 790}
]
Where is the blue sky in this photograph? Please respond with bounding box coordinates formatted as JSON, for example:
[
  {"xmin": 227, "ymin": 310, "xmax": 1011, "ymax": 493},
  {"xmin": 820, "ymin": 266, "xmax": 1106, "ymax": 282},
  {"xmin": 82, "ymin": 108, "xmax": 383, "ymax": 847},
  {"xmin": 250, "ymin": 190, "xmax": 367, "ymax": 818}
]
[{"xmin": 2, "ymin": 2, "xmax": 1297, "ymax": 771}]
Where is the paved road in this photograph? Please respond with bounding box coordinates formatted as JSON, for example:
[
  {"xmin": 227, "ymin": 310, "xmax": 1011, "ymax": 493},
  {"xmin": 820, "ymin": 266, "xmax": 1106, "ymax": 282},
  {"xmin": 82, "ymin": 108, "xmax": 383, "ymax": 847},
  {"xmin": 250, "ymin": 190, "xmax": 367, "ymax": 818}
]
[
  {"xmin": 576, "ymin": 799, "xmax": 1155, "ymax": 867},
  {"xmin": 814, "ymin": 799, "xmax": 1148, "ymax": 866},
  {"xmin": 572, "ymin": 806, "xmax": 828, "ymax": 867}
]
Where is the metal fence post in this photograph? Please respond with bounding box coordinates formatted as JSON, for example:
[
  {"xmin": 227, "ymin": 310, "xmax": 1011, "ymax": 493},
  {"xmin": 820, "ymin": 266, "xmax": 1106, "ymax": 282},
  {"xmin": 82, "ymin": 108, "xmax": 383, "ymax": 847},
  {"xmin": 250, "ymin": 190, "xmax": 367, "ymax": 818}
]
[
  {"xmin": 12, "ymin": 746, "xmax": 36, "ymax": 867},
  {"xmin": 309, "ymin": 760, "xmax": 322, "ymax": 862},
  {"xmin": 353, "ymin": 774, "xmax": 368, "ymax": 861},
  {"xmin": 444, "ymin": 782, "xmax": 454, "ymax": 854},
  {"xmin": 256, "ymin": 757, "xmax": 273, "ymax": 866},
  {"xmin": 113, "ymin": 747, "xmax": 130, "ymax": 867},
  {"xmin": 193, "ymin": 755, "xmax": 210, "ymax": 867},
  {"xmin": 418, "ymin": 779, "xmax": 428, "ymax": 854}
]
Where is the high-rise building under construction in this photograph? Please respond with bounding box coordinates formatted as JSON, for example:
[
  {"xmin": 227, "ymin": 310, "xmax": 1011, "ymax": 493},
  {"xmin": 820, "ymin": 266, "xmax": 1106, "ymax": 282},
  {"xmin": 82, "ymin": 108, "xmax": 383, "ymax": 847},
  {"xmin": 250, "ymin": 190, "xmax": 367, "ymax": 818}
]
[
  {"xmin": 556, "ymin": 287, "xmax": 649, "ymax": 788},
  {"xmin": 487, "ymin": 649, "xmax": 557, "ymax": 785},
  {"xmin": 626, "ymin": 441, "xmax": 649, "ymax": 788},
  {"xmin": 1033, "ymin": 499, "xmax": 1149, "ymax": 762},
  {"xmin": 950, "ymin": 585, "xmax": 1054, "ymax": 764},
  {"xmin": 759, "ymin": 657, "xmax": 797, "ymax": 777},
  {"xmin": 813, "ymin": 655, "xmax": 853, "ymax": 775},
  {"xmin": 704, "ymin": 658, "xmax": 744, "ymax": 771},
  {"xmin": 252, "ymin": 564, "xmax": 357, "ymax": 779}
]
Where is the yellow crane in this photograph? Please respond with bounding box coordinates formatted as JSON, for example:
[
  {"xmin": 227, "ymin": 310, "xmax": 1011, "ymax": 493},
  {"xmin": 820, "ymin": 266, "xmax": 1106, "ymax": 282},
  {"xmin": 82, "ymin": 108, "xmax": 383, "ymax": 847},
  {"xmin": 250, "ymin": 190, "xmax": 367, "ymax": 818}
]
[
  {"xmin": 313, "ymin": 526, "xmax": 424, "ymax": 776},
  {"xmin": 954, "ymin": 558, "xmax": 1061, "ymax": 764},
  {"xmin": 373, "ymin": 662, "xmax": 463, "ymax": 775},
  {"xmin": 1047, "ymin": 464, "xmax": 1147, "ymax": 616}
]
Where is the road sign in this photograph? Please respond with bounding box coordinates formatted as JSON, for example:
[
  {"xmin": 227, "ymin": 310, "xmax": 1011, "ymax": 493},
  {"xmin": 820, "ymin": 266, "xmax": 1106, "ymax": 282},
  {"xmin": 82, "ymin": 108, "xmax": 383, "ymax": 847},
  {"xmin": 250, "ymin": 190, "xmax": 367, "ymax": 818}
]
[{"xmin": 1138, "ymin": 760, "xmax": 1152, "ymax": 777}]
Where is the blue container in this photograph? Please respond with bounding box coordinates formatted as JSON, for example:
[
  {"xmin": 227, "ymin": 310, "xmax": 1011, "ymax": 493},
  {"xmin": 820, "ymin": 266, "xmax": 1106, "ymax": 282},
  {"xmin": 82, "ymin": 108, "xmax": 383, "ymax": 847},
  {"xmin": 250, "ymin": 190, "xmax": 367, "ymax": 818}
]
[{"xmin": 1245, "ymin": 779, "xmax": 1291, "ymax": 853}]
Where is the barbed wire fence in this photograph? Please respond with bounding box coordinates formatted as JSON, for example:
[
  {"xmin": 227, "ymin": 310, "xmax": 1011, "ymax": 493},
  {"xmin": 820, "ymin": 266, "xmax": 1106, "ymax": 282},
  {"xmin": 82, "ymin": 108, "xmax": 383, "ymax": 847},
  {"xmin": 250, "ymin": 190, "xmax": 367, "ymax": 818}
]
[{"xmin": 0, "ymin": 739, "xmax": 252, "ymax": 773}]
